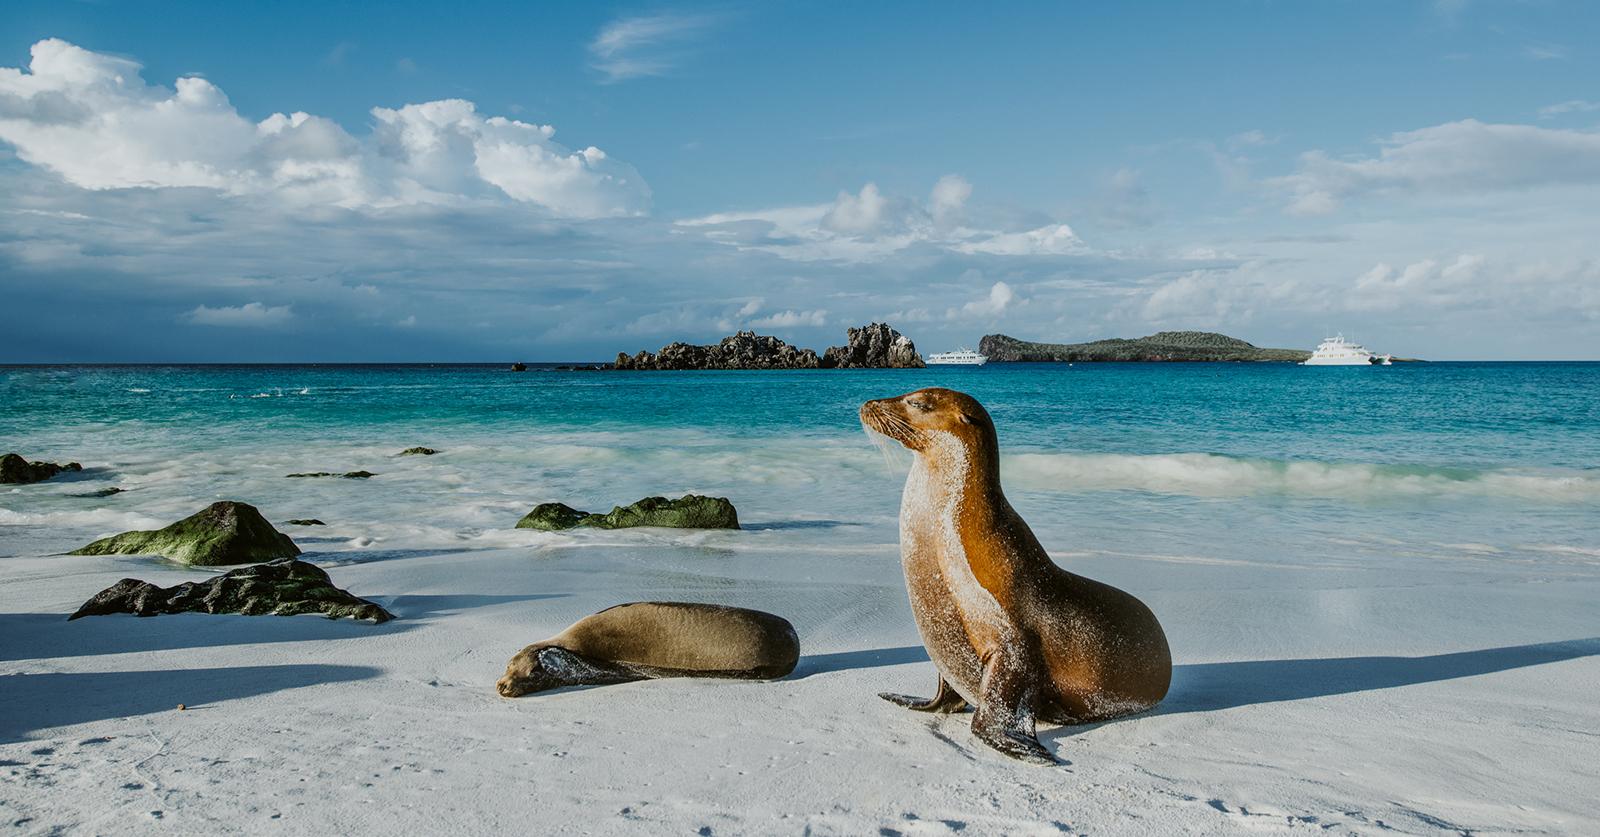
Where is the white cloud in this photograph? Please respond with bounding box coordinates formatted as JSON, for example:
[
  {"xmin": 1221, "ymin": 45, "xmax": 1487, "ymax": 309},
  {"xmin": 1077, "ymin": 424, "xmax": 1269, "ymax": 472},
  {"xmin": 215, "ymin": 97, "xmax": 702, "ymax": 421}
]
[
  {"xmin": 953, "ymin": 224, "xmax": 1088, "ymax": 256},
  {"xmin": 960, "ymin": 281, "xmax": 1018, "ymax": 318},
  {"xmin": 821, "ymin": 182, "xmax": 892, "ymax": 234},
  {"xmin": 736, "ymin": 298, "xmax": 763, "ymax": 317},
  {"xmin": 185, "ymin": 302, "xmax": 293, "ymax": 327},
  {"xmin": 1272, "ymin": 119, "xmax": 1600, "ymax": 214},
  {"xmin": 1539, "ymin": 99, "xmax": 1600, "ymax": 119},
  {"xmin": 928, "ymin": 174, "xmax": 972, "ymax": 223},
  {"xmin": 748, "ymin": 309, "xmax": 828, "ymax": 328},
  {"xmin": 679, "ymin": 178, "xmax": 1089, "ymax": 263},
  {"xmin": 588, "ymin": 14, "xmax": 718, "ymax": 83},
  {"xmin": 1525, "ymin": 44, "xmax": 1567, "ymax": 61},
  {"xmin": 397, "ymin": 314, "xmax": 417, "ymax": 327},
  {"xmin": 0, "ymin": 39, "xmax": 648, "ymax": 218}
]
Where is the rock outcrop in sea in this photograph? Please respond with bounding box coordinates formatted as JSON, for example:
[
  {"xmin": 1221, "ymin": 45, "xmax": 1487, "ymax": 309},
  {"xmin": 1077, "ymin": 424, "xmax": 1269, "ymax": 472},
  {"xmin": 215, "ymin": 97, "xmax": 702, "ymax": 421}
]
[
  {"xmin": 68, "ymin": 558, "xmax": 393, "ymax": 622},
  {"xmin": 1, "ymin": 452, "xmax": 83, "ymax": 484},
  {"xmin": 399, "ymin": 447, "xmax": 438, "ymax": 456},
  {"xmin": 286, "ymin": 470, "xmax": 377, "ymax": 479},
  {"xmin": 978, "ymin": 331, "xmax": 1312, "ymax": 363},
  {"xmin": 821, "ymin": 323, "xmax": 924, "ymax": 368},
  {"xmin": 69, "ymin": 501, "xmax": 301, "ymax": 566},
  {"xmin": 517, "ymin": 495, "xmax": 740, "ymax": 531},
  {"xmin": 613, "ymin": 323, "xmax": 923, "ymax": 370}
]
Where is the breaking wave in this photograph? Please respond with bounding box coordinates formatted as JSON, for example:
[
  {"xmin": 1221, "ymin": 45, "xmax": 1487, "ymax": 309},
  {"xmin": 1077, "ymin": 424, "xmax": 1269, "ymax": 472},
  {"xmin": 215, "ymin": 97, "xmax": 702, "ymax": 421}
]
[{"xmin": 1002, "ymin": 452, "xmax": 1600, "ymax": 502}]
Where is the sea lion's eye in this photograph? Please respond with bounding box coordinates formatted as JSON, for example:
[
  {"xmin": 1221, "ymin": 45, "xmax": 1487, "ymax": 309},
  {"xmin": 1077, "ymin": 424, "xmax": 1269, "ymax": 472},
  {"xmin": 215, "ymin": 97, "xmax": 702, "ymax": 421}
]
[{"xmin": 906, "ymin": 399, "xmax": 931, "ymax": 412}]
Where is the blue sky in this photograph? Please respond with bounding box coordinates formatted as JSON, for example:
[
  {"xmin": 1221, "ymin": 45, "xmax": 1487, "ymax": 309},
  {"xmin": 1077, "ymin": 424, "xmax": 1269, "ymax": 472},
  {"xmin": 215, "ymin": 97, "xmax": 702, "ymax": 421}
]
[{"xmin": 2, "ymin": 1, "xmax": 1597, "ymax": 360}]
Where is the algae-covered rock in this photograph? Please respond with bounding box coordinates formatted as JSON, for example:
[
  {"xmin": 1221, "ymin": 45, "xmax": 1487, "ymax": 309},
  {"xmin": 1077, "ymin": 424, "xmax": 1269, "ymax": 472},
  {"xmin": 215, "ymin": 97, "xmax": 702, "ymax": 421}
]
[
  {"xmin": 68, "ymin": 558, "xmax": 392, "ymax": 622},
  {"xmin": 515, "ymin": 502, "xmax": 592, "ymax": 531},
  {"xmin": 285, "ymin": 518, "xmax": 325, "ymax": 526},
  {"xmin": 516, "ymin": 495, "xmax": 739, "ymax": 531},
  {"xmin": 1, "ymin": 452, "xmax": 83, "ymax": 484},
  {"xmin": 74, "ymin": 487, "xmax": 124, "ymax": 498},
  {"xmin": 286, "ymin": 471, "xmax": 376, "ymax": 479},
  {"xmin": 399, "ymin": 447, "xmax": 438, "ymax": 456},
  {"xmin": 69, "ymin": 501, "xmax": 300, "ymax": 566}
]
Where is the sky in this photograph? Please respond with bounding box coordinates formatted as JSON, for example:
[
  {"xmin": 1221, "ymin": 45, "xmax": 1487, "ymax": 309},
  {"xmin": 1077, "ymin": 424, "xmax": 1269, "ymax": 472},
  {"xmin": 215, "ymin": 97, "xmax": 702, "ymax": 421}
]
[{"xmin": 1, "ymin": 1, "xmax": 1597, "ymax": 361}]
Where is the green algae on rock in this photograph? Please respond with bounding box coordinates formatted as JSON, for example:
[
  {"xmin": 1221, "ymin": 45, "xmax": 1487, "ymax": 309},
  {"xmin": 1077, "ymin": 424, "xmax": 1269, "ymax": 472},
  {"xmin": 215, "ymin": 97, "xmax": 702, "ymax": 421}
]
[
  {"xmin": 69, "ymin": 501, "xmax": 300, "ymax": 566},
  {"xmin": 516, "ymin": 494, "xmax": 740, "ymax": 531},
  {"xmin": 1, "ymin": 452, "xmax": 83, "ymax": 484},
  {"xmin": 68, "ymin": 558, "xmax": 393, "ymax": 622}
]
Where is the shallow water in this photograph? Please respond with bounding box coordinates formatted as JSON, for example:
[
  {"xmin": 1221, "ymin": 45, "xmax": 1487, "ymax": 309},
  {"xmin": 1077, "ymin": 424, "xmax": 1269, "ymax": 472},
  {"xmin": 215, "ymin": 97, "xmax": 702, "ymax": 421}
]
[{"xmin": 2, "ymin": 362, "xmax": 1597, "ymax": 578}]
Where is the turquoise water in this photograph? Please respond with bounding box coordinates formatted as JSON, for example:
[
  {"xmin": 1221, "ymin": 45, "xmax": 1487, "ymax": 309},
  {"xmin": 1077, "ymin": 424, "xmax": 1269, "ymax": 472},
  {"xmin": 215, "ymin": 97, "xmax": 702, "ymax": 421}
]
[{"xmin": 3, "ymin": 362, "xmax": 1597, "ymax": 577}]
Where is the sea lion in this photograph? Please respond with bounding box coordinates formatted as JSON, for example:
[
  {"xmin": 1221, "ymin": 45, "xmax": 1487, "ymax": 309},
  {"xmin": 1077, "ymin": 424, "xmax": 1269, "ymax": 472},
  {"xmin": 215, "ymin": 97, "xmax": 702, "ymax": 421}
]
[
  {"xmin": 861, "ymin": 387, "xmax": 1171, "ymax": 764},
  {"xmin": 496, "ymin": 601, "xmax": 800, "ymax": 697}
]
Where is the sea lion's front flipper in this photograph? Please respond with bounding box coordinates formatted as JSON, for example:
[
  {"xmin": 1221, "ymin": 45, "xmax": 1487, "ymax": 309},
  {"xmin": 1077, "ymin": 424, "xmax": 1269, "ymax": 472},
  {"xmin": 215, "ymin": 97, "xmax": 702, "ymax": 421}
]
[
  {"xmin": 971, "ymin": 649, "xmax": 1058, "ymax": 765},
  {"xmin": 879, "ymin": 677, "xmax": 969, "ymax": 713},
  {"xmin": 538, "ymin": 647, "xmax": 645, "ymax": 689}
]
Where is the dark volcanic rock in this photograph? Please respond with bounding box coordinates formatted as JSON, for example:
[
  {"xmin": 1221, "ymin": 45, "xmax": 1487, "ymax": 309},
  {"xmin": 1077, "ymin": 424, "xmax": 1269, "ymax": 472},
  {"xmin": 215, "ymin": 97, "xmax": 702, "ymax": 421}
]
[
  {"xmin": 613, "ymin": 323, "xmax": 922, "ymax": 370},
  {"xmin": 1, "ymin": 453, "xmax": 83, "ymax": 484},
  {"xmin": 73, "ymin": 487, "xmax": 124, "ymax": 498},
  {"xmin": 821, "ymin": 323, "xmax": 924, "ymax": 368},
  {"xmin": 68, "ymin": 558, "xmax": 392, "ymax": 622},
  {"xmin": 286, "ymin": 471, "xmax": 376, "ymax": 479},
  {"xmin": 70, "ymin": 501, "xmax": 301, "ymax": 566},
  {"xmin": 398, "ymin": 447, "xmax": 438, "ymax": 456},
  {"xmin": 517, "ymin": 495, "xmax": 739, "ymax": 531},
  {"xmin": 614, "ymin": 331, "xmax": 821, "ymax": 370},
  {"xmin": 511, "ymin": 362, "xmax": 528, "ymax": 372},
  {"xmin": 978, "ymin": 331, "xmax": 1313, "ymax": 363},
  {"xmin": 285, "ymin": 519, "xmax": 326, "ymax": 526}
]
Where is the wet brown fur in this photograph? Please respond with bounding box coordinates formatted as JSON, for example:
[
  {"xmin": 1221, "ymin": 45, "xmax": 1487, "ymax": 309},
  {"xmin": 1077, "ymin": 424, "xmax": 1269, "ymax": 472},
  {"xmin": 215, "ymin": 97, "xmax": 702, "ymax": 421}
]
[{"xmin": 862, "ymin": 387, "xmax": 1171, "ymax": 763}]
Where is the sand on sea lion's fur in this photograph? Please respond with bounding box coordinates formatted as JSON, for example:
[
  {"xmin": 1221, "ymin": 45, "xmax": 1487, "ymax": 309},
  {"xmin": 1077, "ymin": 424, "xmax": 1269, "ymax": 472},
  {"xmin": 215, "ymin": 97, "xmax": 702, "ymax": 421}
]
[
  {"xmin": 496, "ymin": 601, "xmax": 799, "ymax": 697},
  {"xmin": 862, "ymin": 387, "xmax": 1172, "ymax": 764}
]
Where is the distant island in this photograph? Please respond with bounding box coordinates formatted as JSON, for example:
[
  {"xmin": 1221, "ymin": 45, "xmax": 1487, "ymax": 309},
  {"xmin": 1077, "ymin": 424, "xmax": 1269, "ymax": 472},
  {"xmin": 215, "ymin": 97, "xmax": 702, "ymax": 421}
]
[
  {"xmin": 612, "ymin": 323, "xmax": 924, "ymax": 370},
  {"xmin": 978, "ymin": 331, "xmax": 1312, "ymax": 363}
]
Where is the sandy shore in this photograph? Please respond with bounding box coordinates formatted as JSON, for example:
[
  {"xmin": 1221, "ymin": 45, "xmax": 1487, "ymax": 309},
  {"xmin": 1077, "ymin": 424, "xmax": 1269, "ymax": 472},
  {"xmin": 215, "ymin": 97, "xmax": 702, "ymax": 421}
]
[{"xmin": 3, "ymin": 528, "xmax": 1597, "ymax": 834}]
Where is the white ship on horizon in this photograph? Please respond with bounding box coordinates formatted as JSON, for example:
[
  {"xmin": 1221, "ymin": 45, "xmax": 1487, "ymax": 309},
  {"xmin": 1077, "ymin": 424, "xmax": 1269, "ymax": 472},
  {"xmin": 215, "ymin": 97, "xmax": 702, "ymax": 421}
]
[
  {"xmin": 926, "ymin": 347, "xmax": 989, "ymax": 366},
  {"xmin": 1302, "ymin": 334, "xmax": 1392, "ymax": 366}
]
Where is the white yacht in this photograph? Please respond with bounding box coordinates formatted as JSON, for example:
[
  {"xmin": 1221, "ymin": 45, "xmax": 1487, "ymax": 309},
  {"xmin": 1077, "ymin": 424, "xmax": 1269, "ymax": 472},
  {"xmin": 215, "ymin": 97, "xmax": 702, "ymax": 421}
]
[
  {"xmin": 1302, "ymin": 334, "xmax": 1392, "ymax": 366},
  {"xmin": 926, "ymin": 347, "xmax": 989, "ymax": 366}
]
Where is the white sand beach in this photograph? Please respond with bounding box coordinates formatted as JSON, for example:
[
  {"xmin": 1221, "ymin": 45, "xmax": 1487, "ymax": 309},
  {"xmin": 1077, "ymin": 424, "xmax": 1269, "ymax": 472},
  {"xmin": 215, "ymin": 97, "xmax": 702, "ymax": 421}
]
[{"xmin": 4, "ymin": 508, "xmax": 1597, "ymax": 834}]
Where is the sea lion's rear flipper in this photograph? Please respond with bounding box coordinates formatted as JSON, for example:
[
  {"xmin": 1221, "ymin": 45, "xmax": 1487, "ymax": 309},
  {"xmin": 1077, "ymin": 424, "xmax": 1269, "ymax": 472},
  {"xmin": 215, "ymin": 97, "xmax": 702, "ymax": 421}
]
[
  {"xmin": 538, "ymin": 647, "xmax": 646, "ymax": 689},
  {"xmin": 971, "ymin": 649, "xmax": 1059, "ymax": 765},
  {"xmin": 878, "ymin": 677, "xmax": 969, "ymax": 713}
]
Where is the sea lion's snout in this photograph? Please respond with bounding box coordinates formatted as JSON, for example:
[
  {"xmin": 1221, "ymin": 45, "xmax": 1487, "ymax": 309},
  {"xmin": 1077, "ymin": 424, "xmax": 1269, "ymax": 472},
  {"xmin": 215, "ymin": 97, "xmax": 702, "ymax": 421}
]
[{"xmin": 496, "ymin": 647, "xmax": 547, "ymax": 698}]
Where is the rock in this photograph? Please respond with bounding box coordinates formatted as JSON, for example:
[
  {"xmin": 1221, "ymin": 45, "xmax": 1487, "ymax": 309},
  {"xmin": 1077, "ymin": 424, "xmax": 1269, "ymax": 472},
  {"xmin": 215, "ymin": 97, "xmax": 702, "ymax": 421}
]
[
  {"xmin": 614, "ymin": 331, "xmax": 821, "ymax": 371},
  {"xmin": 285, "ymin": 519, "xmax": 325, "ymax": 526},
  {"xmin": 1, "ymin": 452, "xmax": 83, "ymax": 484},
  {"xmin": 69, "ymin": 501, "xmax": 301, "ymax": 566},
  {"xmin": 285, "ymin": 471, "xmax": 376, "ymax": 479},
  {"xmin": 511, "ymin": 362, "xmax": 527, "ymax": 372},
  {"xmin": 517, "ymin": 495, "xmax": 740, "ymax": 531},
  {"xmin": 821, "ymin": 323, "xmax": 925, "ymax": 368},
  {"xmin": 978, "ymin": 332, "xmax": 1312, "ymax": 363},
  {"xmin": 68, "ymin": 558, "xmax": 392, "ymax": 622},
  {"xmin": 515, "ymin": 502, "xmax": 592, "ymax": 531},
  {"xmin": 73, "ymin": 487, "xmax": 124, "ymax": 498},
  {"xmin": 612, "ymin": 323, "xmax": 922, "ymax": 370},
  {"xmin": 398, "ymin": 447, "xmax": 438, "ymax": 456}
]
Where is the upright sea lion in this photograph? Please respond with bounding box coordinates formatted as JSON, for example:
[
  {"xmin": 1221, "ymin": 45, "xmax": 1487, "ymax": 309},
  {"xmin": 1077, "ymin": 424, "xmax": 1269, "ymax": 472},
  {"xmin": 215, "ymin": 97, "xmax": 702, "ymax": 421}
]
[
  {"xmin": 496, "ymin": 602, "xmax": 799, "ymax": 697},
  {"xmin": 861, "ymin": 387, "xmax": 1171, "ymax": 764}
]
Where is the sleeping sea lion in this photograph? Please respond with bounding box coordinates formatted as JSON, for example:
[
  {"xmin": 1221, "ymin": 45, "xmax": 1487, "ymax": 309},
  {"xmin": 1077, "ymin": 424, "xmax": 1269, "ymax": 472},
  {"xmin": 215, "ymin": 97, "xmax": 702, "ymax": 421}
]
[
  {"xmin": 862, "ymin": 387, "xmax": 1171, "ymax": 764},
  {"xmin": 496, "ymin": 601, "xmax": 799, "ymax": 697}
]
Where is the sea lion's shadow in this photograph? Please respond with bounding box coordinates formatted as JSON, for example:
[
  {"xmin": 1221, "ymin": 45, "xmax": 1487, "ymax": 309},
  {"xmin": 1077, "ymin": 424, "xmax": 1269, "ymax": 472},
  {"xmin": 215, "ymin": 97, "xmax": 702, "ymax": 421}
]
[
  {"xmin": 1045, "ymin": 637, "xmax": 1600, "ymax": 740},
  {"xmin": 793, "ymin": 638, "xmax": 1600, "ymax": 732}
]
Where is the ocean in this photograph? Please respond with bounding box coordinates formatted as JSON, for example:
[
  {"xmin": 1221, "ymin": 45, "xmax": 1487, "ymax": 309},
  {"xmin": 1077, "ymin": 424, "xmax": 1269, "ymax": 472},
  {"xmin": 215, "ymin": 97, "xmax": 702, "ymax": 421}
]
[{"xmin": 4, "ymin": 362, "xmax": 1596, "ymax": 573}]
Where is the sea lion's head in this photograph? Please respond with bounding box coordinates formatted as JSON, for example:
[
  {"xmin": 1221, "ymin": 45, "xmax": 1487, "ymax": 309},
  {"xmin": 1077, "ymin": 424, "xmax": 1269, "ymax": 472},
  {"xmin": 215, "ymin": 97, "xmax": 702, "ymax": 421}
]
[
  {"xmin": 496, "ymin": 645, "xmax": 566, "ymax": 697},
  {"xmin": 860, "ymin": 387, "xmax": 996, "ymax": 454}
]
